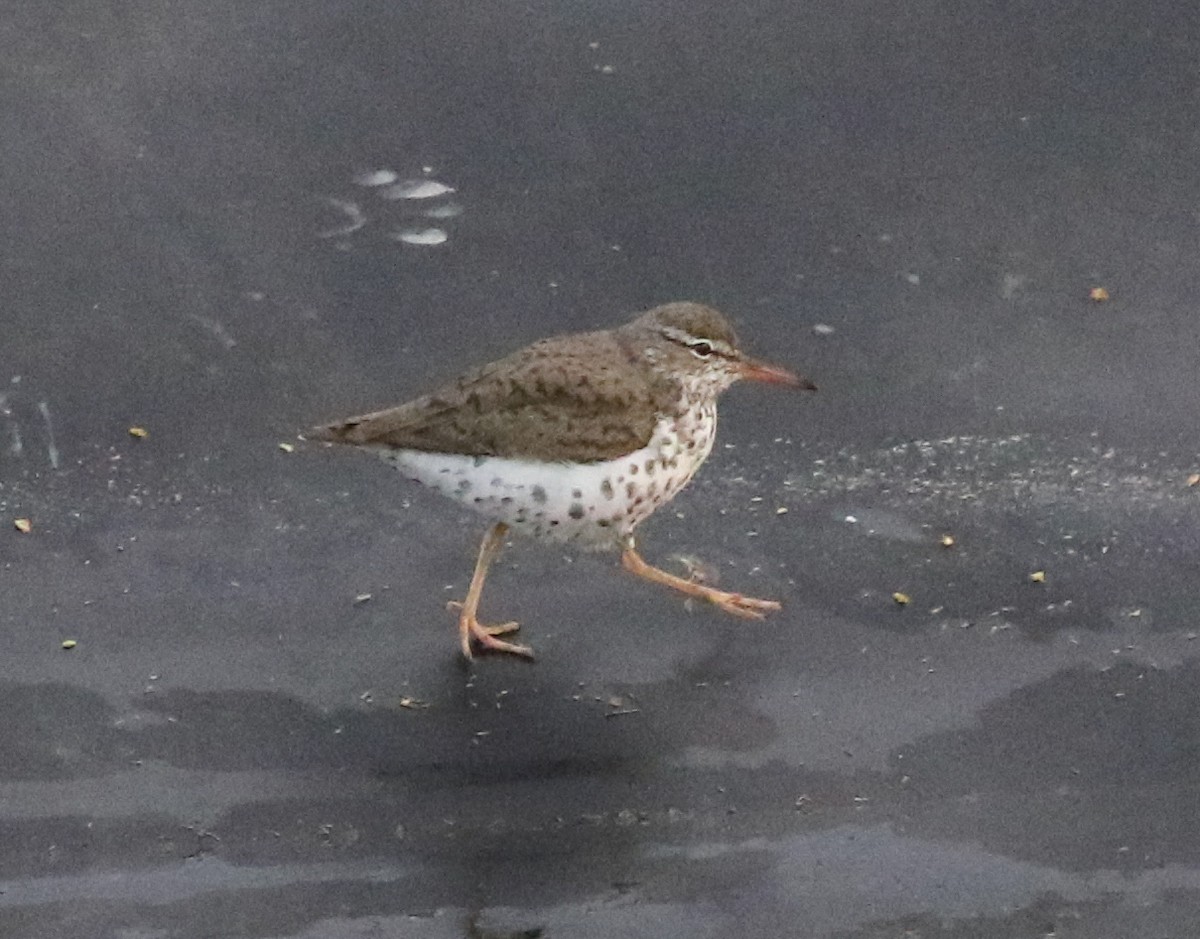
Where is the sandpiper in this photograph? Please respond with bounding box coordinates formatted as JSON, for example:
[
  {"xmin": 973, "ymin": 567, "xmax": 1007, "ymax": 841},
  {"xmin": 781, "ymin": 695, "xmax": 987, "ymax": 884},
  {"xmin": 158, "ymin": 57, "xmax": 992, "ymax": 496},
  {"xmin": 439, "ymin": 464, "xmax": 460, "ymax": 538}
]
[{"xmin": 310, "ymin": 301, "xmax": 815, "ymax": 659}]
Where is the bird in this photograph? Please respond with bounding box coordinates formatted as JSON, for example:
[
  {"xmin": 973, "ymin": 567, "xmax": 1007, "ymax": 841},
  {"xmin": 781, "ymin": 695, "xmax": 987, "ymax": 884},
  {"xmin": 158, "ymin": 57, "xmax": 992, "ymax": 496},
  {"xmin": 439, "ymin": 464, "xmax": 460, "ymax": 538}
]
[{"xmin": 309, "ymin": 301, "xmax": 815, "ymax": 659}]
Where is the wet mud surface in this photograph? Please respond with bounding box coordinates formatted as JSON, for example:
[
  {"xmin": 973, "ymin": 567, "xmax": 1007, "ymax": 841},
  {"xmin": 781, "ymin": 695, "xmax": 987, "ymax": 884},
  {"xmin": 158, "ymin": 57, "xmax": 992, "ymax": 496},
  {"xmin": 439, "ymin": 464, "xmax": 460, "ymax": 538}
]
[{"xmin": 3, "ymin": 2, "xmax": 1200, "ymax": 936}]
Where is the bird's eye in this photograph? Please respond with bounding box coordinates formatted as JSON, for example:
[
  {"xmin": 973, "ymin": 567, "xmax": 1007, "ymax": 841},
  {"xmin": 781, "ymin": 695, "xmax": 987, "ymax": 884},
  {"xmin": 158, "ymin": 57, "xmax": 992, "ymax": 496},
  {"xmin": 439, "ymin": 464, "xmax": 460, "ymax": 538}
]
[{"xmin": 690, "ymin": 341, "xmax": 714, "ymax": 358}]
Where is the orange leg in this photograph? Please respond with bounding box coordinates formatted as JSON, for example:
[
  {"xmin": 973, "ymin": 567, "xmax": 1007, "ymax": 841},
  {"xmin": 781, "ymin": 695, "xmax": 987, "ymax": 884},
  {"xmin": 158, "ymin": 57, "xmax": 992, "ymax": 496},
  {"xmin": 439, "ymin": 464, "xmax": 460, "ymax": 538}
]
[
  {"xmin": 449, "ymin": 523, "xmax": 533, "ymax": 660},
  {"xmin": 620, "ymin": 539, "xmax": 781, "ymax": 619}
]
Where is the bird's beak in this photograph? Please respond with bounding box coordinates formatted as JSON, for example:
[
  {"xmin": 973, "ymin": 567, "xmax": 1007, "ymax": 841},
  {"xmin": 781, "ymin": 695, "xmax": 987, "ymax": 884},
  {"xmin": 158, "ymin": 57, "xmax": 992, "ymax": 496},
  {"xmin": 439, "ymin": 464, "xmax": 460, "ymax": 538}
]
[{"xmin": 737, "ymin": 355, "xmax": 817, "ymax": 390}]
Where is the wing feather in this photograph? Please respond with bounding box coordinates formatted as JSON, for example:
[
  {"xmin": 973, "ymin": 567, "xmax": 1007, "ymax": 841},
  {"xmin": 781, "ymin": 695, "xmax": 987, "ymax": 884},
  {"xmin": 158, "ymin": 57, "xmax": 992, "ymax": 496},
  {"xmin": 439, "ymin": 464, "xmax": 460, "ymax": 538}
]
[{"xmin": 309, "ymin": 331, "xmax": 672, "ymax": 463}]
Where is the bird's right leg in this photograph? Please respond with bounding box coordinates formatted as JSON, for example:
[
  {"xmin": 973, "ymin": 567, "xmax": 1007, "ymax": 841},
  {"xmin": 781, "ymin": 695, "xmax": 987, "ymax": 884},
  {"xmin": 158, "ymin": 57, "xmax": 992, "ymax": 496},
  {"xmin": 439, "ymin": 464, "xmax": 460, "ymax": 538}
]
[
  {"xmin": 620, "ymin": 536, "xmax": 782, "ymax": 619},
  {"xmin": 450, "ymin": 522, "xmax": 534, "ymax": 659}
]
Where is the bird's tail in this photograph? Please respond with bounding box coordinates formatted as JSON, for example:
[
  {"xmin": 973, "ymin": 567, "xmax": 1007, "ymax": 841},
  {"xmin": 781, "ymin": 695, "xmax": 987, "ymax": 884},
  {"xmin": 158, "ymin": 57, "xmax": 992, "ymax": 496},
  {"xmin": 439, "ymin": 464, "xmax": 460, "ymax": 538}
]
[{"xmin": 305, "ymin": 419, "xmax": 363, "ymax": 444}]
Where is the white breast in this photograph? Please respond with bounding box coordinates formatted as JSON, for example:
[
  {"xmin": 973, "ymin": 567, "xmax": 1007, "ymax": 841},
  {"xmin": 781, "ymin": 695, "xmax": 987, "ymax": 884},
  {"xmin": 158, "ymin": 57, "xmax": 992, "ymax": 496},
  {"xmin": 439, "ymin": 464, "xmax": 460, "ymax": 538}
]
[{"xmin": 372, "ymin": 404, "xmax": 717, "ymax": 550}]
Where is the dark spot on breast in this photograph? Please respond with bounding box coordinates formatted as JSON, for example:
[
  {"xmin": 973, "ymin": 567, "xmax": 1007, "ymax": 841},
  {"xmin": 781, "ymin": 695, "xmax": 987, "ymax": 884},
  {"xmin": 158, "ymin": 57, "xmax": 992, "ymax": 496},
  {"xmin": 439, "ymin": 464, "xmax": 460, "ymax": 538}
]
[
  {"xmin": 550, "ymin": 519, "xmax": 560, "ymax": 526},
  {"xmin": 491, "ymin": 477, "xmax": 504, "ymax": 487},
  {"xmin": 572, "ymin": 488, "xmax": 582, "ymax": 499},
  {"xmin": 600, "ymin": 479, "xmax": 615, "ymax": 500},
  {"xmin": 596, "ymin": 519, "xmax": 611, "ymax": 528},
  {"xmin": 456, "ymin": 479, "xmax": 472, "ymax": 493},
  {"xmin": 645, "ymin": 460, "xmax": 656, "ymax": 476},
  {"xmin": 626, "ymin": 482, "xmax": 638, "ymax": 499},
  {"xmin": 531, "ymin": 485, "xmax": 547, "ymax": 504},
  {"xmin": 501, "ymin": 496, "xmax": 513, "ymax": 505},
  {"xmin": 473, "ymin": 455, "xmax": 489, "ymax": 467},
  {"xmin": 629, "ymin": 464, "xmax": 639, "ymax": 475},
  {"xmin": 568, "ymin": 503, "xmax": 585, "ymax": 520},
  {"xmin": 473, "ymin": 497, "xmax": 484, "ymax": 504}
]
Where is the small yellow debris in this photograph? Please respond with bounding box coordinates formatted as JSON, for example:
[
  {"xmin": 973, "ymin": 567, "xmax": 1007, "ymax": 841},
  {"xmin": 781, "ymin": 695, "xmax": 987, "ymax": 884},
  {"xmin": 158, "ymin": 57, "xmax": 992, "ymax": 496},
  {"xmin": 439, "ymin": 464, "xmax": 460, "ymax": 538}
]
[
  {"xmin": 397, "ymin": 696, "xmax": 428, "ymax": 710},
  {"xmin": 353, "ymin": 593, "xmax": 373, "ymax": 606},
  {"xmin": 892, "ymin": 592, "xmax": 911, "ymax": 606},
  {"xmin": 128, "ymin": 426, "xmax": 149, "ymax": 438},
  {"xmin": 1089, "ymin": 286, "xmax": 1110, "ymax": 302},
  {"xmin": 278, "ymin": 442, "xmax": 295, "ymax": 453},
  {"xmin": 1188, "ymin": 473, "xmax": 1200, "ymax": 487},
  {"xmin": 775, "ymin": 506, "xmax": 789, "ymax": 515},
  {"xmin": 940, "ymin": 534, "xmax": 956, "ymax": 547},
  {"xmin": 1029, "ymin": 570, "xmax": 1047, "ymax": 583},
  {"xmin": 61, "ymin": 639, "xmax": 77, "ymax": 650},
  {"xmin": 13, "ymin": 518, "xmax": 31, "ymax": 533}
]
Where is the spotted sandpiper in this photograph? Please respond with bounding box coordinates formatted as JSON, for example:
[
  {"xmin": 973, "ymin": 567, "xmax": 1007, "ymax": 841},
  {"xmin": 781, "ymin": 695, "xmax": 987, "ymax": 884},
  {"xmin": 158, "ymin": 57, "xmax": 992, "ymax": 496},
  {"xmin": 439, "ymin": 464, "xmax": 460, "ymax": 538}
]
[{"xmin": 310, "ymin": 301, "xmax": 815, "ymax": 659}]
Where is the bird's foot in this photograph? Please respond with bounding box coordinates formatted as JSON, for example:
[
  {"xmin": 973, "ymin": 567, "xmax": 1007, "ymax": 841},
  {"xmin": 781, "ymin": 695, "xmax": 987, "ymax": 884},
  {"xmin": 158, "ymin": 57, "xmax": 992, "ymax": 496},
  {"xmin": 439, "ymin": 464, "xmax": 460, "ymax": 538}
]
[
  {"xmin": 700, "ymin": 588, "xmax": 782, "ymax": 620},
  {"xmin": 448, "ymin": 600, "xmax": 533, "ymax": 659},
  {"xmin": 620, "ymin": 544, "xmax": 782, "ymax": 620}
]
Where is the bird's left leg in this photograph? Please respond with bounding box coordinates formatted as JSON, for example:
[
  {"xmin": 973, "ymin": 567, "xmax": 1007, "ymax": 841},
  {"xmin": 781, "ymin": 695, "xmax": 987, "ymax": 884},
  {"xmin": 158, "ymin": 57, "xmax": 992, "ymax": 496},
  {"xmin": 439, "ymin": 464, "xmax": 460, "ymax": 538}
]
[{"xmin": 449, "ymin": 523, "xmax": 534, "ymax": 659}]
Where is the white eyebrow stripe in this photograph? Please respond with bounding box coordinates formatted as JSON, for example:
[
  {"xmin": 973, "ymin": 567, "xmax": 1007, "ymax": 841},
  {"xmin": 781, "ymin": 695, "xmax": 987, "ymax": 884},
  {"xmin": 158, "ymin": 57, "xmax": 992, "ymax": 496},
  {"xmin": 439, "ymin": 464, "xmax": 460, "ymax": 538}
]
[
  {"xmin": 658, "ymin": 326, "xmax": 693, "ymax": 345},
  {"xmin": 657, "ymin": 327, "xmax": 735, "ymax": 356}
]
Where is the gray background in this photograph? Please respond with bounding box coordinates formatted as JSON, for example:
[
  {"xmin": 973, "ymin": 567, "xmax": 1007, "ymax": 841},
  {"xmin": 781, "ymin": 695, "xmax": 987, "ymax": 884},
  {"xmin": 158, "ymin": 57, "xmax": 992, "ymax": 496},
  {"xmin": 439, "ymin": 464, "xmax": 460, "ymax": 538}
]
[{"xmin": 3, "ymin": 2, "xmax": 1200, "ymax": 937}]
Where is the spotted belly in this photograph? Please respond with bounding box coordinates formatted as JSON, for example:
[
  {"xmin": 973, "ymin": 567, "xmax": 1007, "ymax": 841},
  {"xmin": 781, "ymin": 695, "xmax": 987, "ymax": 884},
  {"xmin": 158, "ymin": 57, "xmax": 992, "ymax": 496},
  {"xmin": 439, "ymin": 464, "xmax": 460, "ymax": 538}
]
[{"xmin": 372, "ymin": 411, "xmax": 716, "ymax": 548}]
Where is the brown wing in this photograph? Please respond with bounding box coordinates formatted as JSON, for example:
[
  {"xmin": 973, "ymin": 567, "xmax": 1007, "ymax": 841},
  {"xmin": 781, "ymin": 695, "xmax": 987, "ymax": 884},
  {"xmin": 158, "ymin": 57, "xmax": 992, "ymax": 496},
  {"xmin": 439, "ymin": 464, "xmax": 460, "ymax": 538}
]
[{"xmin": 309, "ymin": 330, "xmax": 673, "ymax": 463}]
